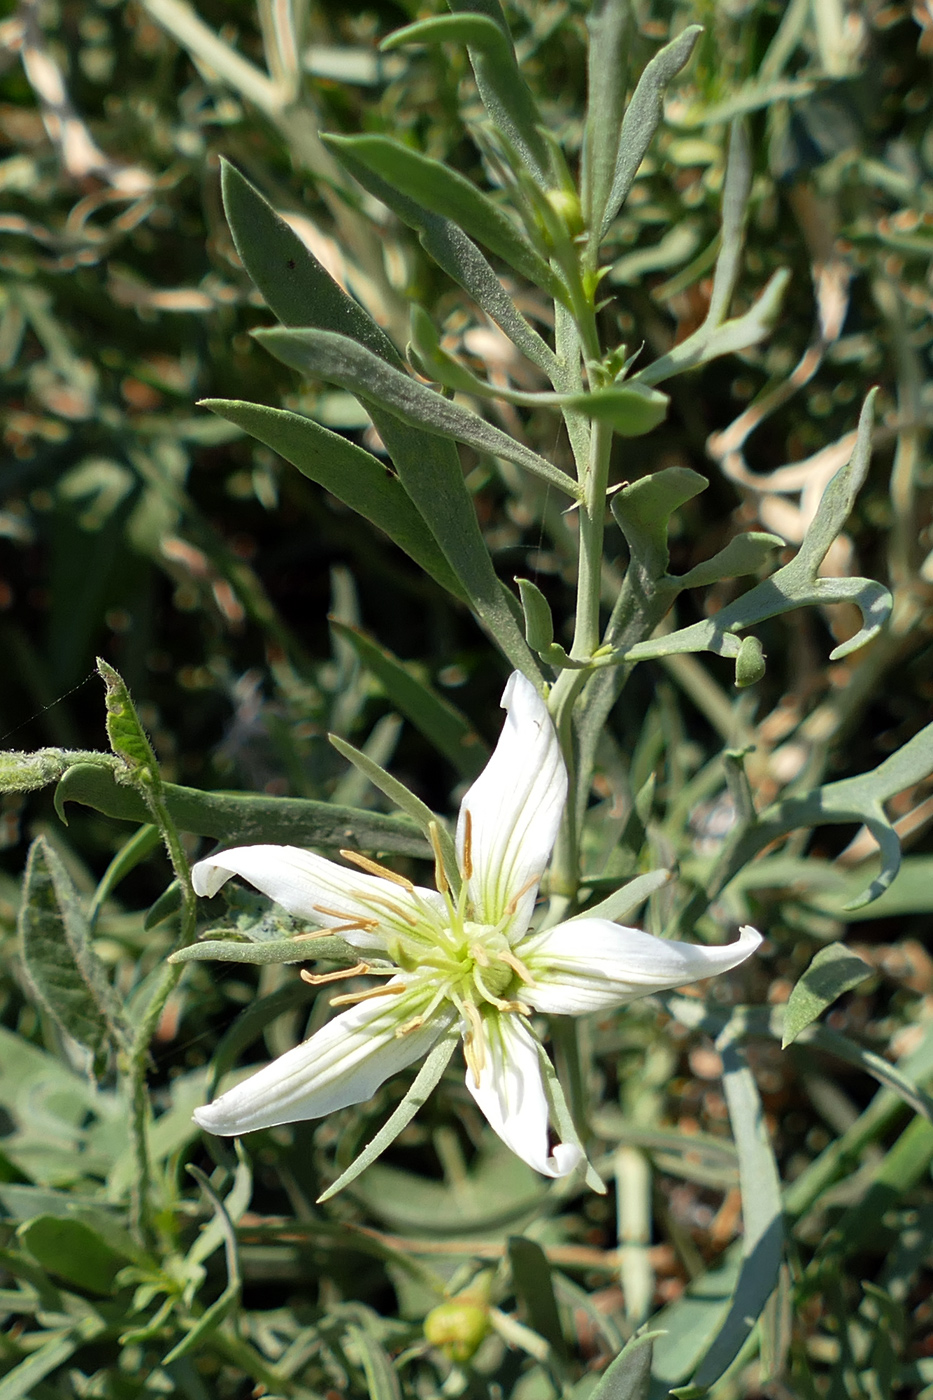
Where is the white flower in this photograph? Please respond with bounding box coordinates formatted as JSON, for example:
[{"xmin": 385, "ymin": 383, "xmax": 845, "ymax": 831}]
[{"xmin": 191, "ymin": 673, "xmax": 761, "ymax": 1181}]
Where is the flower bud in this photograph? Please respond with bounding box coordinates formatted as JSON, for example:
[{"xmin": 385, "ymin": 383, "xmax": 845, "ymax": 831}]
[
  {"xmin": 424, "ymin": 1299, "xmax": 490, "ymax": 1363},
  {"xmin": 734, "ymin": 635, "xmax": 766, "ymax": 688},
  {"xmin": 545, "ymin": 189, "xmax": 584, "ymax": 238}
]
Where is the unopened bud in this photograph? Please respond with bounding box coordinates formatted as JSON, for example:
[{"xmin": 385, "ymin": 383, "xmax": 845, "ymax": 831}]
[
  {"xmin": 424, "ymin": 1300, "xmax": 490, "ymax": 1363},
  {"xmin": 734, "ymin": 635, "xmax": 766, "ymax": 688},
  {"xmin": 545, "ymin": 189, "xmax": 584, "ymax": 238}
]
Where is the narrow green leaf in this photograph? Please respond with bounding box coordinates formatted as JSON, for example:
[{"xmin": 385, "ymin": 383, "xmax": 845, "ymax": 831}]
[
  {"xmin": 600, "ymin": 25, "xmax": 702, "ymax": 238},
  {"xmin": 508, "ymin": 1237, "xmax": 568, "ymax": 1365},
  {"xmin": 202, "ymin": 400, "xmax": 467, "ymax": 602},
  {"xmin": 383, "ymin": 10, "xmax": 551, "ymax": 188},
  {"xmin": 686, "ymin": 1040, "xmax": 784, "ymax": 1392},
  {"xmin": 677, "ymin": 532, "xmax": 784, "ymax": 590},
  {"xmin": 55, "ymin": 762, "xmax": 431, "ymax": 857},
  {"xmin": 330, "ymin": 622, "xmax": 488, "ymax": 779},
  {"xmin": 800, "ymin": 1025, "xmax": 933, "ymax": 1122},
  {"xmin": 253, "ymin": 327, "xmax": 580, "ymax": 498},
  {"xmin": 322, "ymin": 135, "xmax": 566, "ymax": 302},
  {"xmin": 144, "ymin": 880, "xmax": 181, "ymax": 931},
  {"xmin": 318, "ymin": 1033, "xmax": 458, "ymax": 1202},
  {"xmin": 0, "ymin": 1315, "xmax": 105, "ymax": 1400},
  {"xmin": 517, "ymin": 578, "xmax": 554, "ymax": 651},
  {"xmin": 87, "ymin": 823, "xmax": 161, "ymax": 929},
  {"xmin": 170, "ymin": 934, "xmax": 358, "ymax": 966},
  {"xmin": 582, "ymin": 0, "xmax": 632, "ymax": 247},
  {"xmin": 220, "ymin": 159, "xmax": 400, "ymax": 367},
  {"xmin": 163, "ymin": 1164, "xmax": 241, "ymax": 1363},
  {"xmin": 328, "ymin": 733, "xmax": 460, "ymax": 892},
  {"xmin": 346, "ymin": 1323, "xmax": 403, "ymax": 1400},
  {"xmin": 782, "ymin": 943, "xmax": 873, "ymax": 1048},
  {"xmin": 322, "ymin": 141, "xmax": 559, "ymax": 379},
  {"xmin": 570, "ymin": 869, "xmax": 671, "ymax": 924},
  {"xmin": 18, "ymin": 1216, "xmax": 128, "ymax": 1296},
  {"xmin": 636, "ymin": 269, "xmax": 789, "ymax": 386},
  {"xmin": 583, "ymin": 1330, "xmax": 660, "ymax": 1400},
  {"xmin": 19, "ymin": 836, "xmax": 129, "ymax": 1056}
]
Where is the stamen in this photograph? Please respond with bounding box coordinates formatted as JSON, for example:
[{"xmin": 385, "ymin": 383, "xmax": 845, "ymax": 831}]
[
  {"xmin": 329, "ymin": 983, "xmax": 406, "ymax": 1007},
  {"xmin": 428, "ymin": 821, "xmax": 449, "ymax": 897},
  {"xmin": 469, "ymin": 942, "xmax": 490, "ymax": 967},
  {"xmin": 362, "ymin": 892, "xmax": 420, "ymax": 927},
  {"xmin": 300, "ymin": 961, "xmax": 369, "ymax": 986},
  {"xmin": 462, "ymin": 809, "xmax": 474, "ymax": 880},
  {"xmin": 340, "ymin": 849, "xmax": 415, "ymax": 891},
  {"xmin": 499, "ymin": 949, "xmax": 535, "ymax": 985},
  {"xmin": 396, "ymin": 1015, "xmax": 425, "ymax": 1037},
  {"xmin": 313, "ymin": 904, "xmax": 380, "ymax": 932},
  {"xmin": 462, "ymin": 1001, "xmax": 486, "ymax": 1080},
  {"xmin": 503, "ymin": 874, "xmax": 539, "ymax": 921}
]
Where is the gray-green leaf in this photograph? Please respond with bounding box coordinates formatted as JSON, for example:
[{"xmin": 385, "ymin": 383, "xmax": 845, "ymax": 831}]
[{"xmin": 782, "ymin": 942, "xmax": 873, "ymax": 1048}]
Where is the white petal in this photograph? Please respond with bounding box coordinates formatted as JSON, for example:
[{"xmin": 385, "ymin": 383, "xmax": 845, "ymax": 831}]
[
  {"xmin": 191, "ymin": 845, "xmax": 445, "ymax": 951},
  {"xmin": 522, "ymin": 922, "xmax": 762, "ymax": 1014},
  {"xmin": 457, "ymin": 672, "xmax": 567, "ymax": 938},
  {"xmin": 466, "ymin": 1014, "xmax": 582, "ymax": 1179},
  {"xmin": 195, "ymin": 987, "xmax": 455, "ymax": 1135}
]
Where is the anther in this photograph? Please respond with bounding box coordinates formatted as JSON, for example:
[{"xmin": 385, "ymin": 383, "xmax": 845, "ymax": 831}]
[
  {"xmin": 469, "ymin": 942, "xmax": 490, "ymax": 967},
  {"xmin": 462, "ymin": 809, "xmax": 474, "ymax": 880},
  {"xmin": 396, "ymin": 1015, "xmax": 425, "ymax": 1037},
  {"xmin": 340, "ymin": 849, "xmax": 415, "ymax": 892},
  {"xmin": 428, "ymin": 821, "xmax": 449, "ymax": 897},
  {"xmin": 329, "ymin": 983, "xmax": 406, "ymax": 1007},
  {"xmin": 300, "ymin": 961, "xmax": 369, "ymax": 985},
  {"xmin": 499, "ymin": 949, "xmax": 535, "ymax": 985}
]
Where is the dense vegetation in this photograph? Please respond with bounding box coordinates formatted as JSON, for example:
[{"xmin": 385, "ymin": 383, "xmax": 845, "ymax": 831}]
[{"xmin": 2, "ymin": 1, "xmax": 933, "ymax": 1397}]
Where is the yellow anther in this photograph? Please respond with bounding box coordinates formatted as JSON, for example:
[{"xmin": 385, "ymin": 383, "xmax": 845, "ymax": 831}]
[
  {"xmin": 462, "ymin": 1001, "xmax": 486, "ymax": 1082},
  {"xmin": 396, "ymin": 1015, "xmax": 425, "ymax": 1037},
  {"xmin": 300, "ymin": 961, "xmax": 369, "ymax": 985},
  {"xmin": 469, "ymin": 942, "xmax": 490, "ymax": 967},
  {"xmin": 498, "ymin": 949, "xmax": 535, "ymax": 985},
  {"xmin": 329, "ymin": 983, "xmax": 406, "ymax": 1007},
  {"xmin": 340, "ymin": 849, "xmax": 415, "ymax": 892},
  {"xmin": 462, "ymin": 809, "xmax": 474, "ymax": 880},
  {"xmin": 428, "ymin": 821, "xmax": 450, "ymax": 897}
]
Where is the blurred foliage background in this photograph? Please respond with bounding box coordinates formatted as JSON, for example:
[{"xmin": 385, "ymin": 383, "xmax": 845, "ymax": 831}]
[{"xmin": 3, "ymin": 0, "xmax": 933, "ymax": 1396}]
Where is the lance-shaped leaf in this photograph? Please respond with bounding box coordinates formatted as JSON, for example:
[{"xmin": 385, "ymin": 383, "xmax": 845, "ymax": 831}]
[
  {"xmin": 317, "ymin": 1033, "xmax": 459, "ymax": 1202},
  {"xmin": 370, "ymin": 413, "xmax": 540, "ymax": 680},
  {"xmin": 329, "ymin": 621, "xmax": 489, "ymax": 780},
  {"xmin": 19, "ymin": 836, "xmax": 130, "ymax": 1055},
  {"xmin": 384, "ymin": 7, "xmax": 552, "ymax": 189},
  {"xmin": 582, "ymin": 0, "xmax": 632, "ymax": 250},
  {"xmin": 569, "ymin": 869, "xmax": 672, "ymax": 924},
  {"xmin": 681, "ymin": 1038, "xmax": 784, "ymax": 1394},
  {"xmin": 323, "ymin": 141, "xmax": 560, "ymax": 380},
  {"xmin": 221, "ymin": 160, "xmax": 539, "ymax": 679},
  {"xmin": 221, "ymin": 159, "xmax": 401, "ymax": 367},
  {"xmin": 599, "ymin": 25, "xmax": 702, "ymax": 240},
  {"xmin": 622, "ymin": 394, "xmax": 891, "ymax": 665},
  {"xmin": 253, "ymin": 326, "xmax": 580, "ymax": 497},
  {"xmin": 782, "ymin": 943, "xmax": 873, "ymax": 1048},
  {"xmin": 55, "ymin": 761, "xmax": 431, "ymax": 857},
  {"xmin": 322, "ymin": 135, "xmax": 567, "ymax": 303},
  {"xmin": 200, "ymin": 399, "xmax": 467, "ymax": 602}
]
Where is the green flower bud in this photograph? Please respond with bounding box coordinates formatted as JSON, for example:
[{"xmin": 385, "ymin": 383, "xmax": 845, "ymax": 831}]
[
  {"xmin": 424, "ymin": 1300, "xmax": 490, "ymax": 1363},
  {"xmin": 545, "ymin": 188, "xmax": 584, "ymax": 238},
  {"xmin": 734, "ymin": 635, "xmax": 766, "ymax": 688}
]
